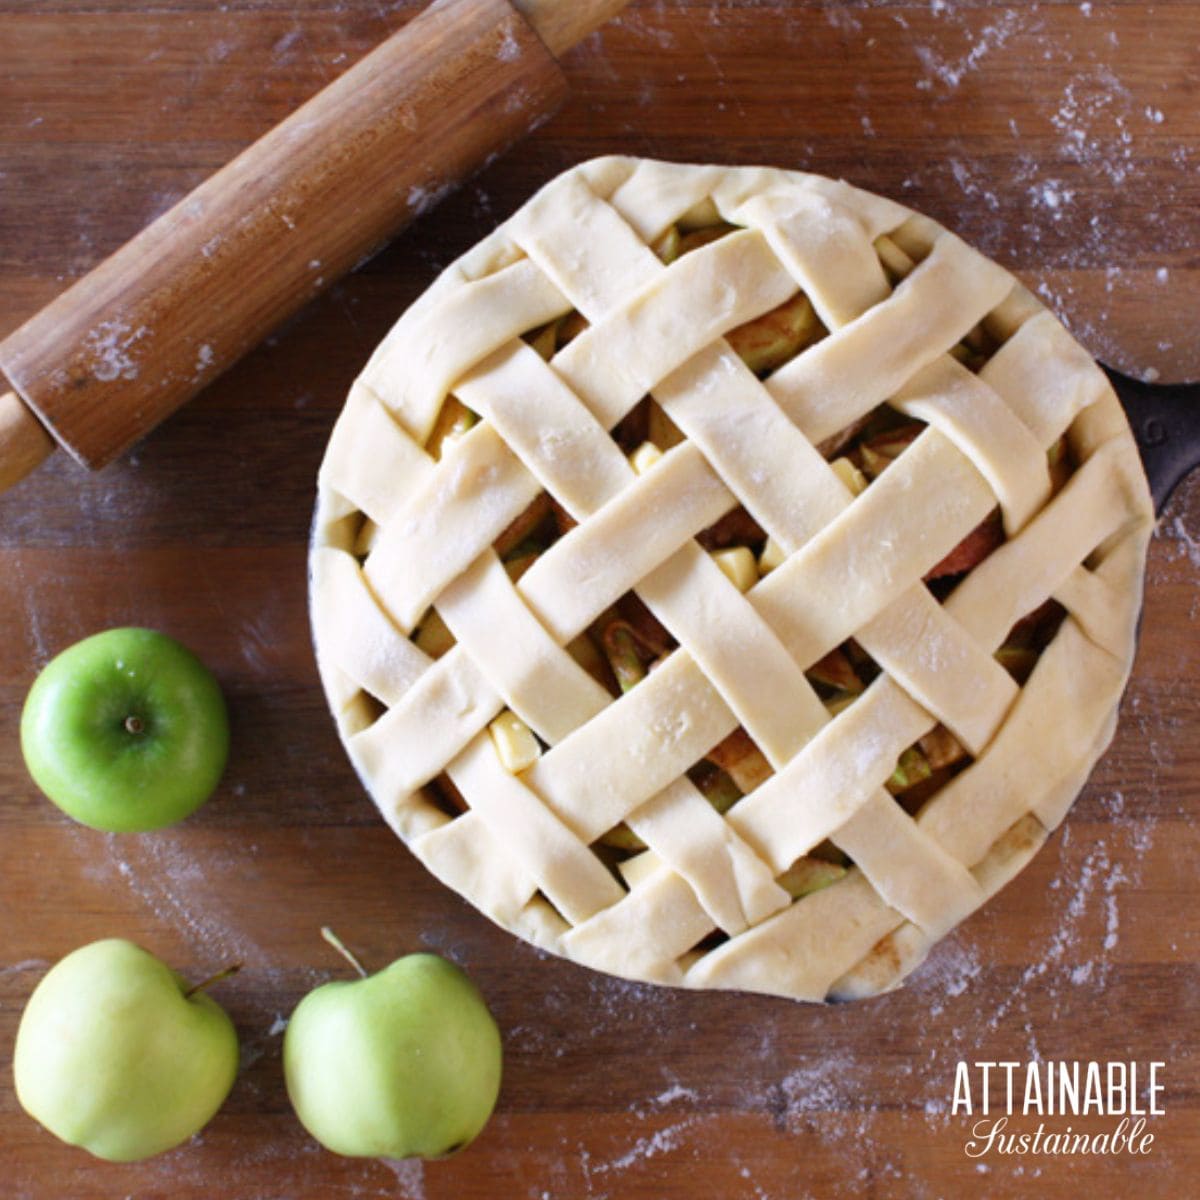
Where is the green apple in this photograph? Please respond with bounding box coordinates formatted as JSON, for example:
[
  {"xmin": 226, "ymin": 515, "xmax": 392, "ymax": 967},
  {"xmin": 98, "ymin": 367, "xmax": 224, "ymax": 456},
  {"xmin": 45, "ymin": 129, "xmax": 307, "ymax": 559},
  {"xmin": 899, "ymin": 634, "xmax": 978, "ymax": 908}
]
[
  {"xmin": 13, "ymin": 938, "xmax": 240, "ymax": 1162},
  {"xmin": 284, "ymin": 933, "xmax": 502, "ymax": 1159},
  {"xmin": 20, "ymin": 627, "xmax": 229, "ymax": 832}
]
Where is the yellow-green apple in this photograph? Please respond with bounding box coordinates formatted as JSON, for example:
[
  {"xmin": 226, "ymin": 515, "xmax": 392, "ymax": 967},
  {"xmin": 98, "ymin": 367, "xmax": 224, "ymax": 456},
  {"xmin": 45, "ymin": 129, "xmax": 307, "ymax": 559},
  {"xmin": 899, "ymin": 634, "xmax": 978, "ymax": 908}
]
[
  {"xmin": 13, "ymin": 938, "xmax": 240, "ymax": 1161},
  {"xmin": 283, "ymin": 933, "xmax": 502, "ymax": 1159}
]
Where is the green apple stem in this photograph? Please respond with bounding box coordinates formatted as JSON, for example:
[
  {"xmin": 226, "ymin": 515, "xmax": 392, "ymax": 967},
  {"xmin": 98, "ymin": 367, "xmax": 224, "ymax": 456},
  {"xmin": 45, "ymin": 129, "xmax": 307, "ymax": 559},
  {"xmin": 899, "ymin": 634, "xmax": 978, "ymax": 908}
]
[
  {"xmin": 184, "ymin": 963, "xmax": 242, "ymax": 999},
  {"xmin": 320, "ymin": 926, "xmax": 369, "ymax": 979}
]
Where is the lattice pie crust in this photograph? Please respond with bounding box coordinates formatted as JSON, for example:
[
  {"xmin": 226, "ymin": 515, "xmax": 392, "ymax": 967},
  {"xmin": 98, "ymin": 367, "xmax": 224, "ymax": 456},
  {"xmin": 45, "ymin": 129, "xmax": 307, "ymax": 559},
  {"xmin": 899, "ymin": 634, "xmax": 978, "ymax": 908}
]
[{"xmin": 310, "ymin": 158, "xmax": 1153, "ymax": 1002}]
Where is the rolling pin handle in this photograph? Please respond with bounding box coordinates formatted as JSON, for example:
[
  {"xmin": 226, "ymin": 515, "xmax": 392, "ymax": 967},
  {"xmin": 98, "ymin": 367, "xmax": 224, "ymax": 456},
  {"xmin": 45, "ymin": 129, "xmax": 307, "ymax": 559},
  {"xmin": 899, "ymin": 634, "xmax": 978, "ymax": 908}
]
[
  {"xmin": 514, "ymin": 0, "xmax": 633, "ymax": 56},
  {"xmin": 0, "ymin": 390, "xmax": 56, "ymax": 495}
]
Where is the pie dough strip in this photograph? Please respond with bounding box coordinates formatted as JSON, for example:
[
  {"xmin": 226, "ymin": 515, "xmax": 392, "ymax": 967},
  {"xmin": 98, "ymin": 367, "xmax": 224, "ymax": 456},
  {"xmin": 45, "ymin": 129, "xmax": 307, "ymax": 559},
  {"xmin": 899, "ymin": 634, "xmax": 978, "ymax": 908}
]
[
  {"xmin": 831, "ymin": 791, "xmax": 983, "ymax": 939},
  {"xmin": 550, "ymin": 227, "xmax": 798, "ymax": 430},
  {"xmin": 829, "ymin": 813, "xmax": 1050, "ymax": 1002},
  {"xmin": 319, "ymin": 381, "xmax": 435, "ymax": 526},
  {"xmin": 625, "ymin": 776, "xmax": 790, "ymax": 934},
  {"xmin": 654, "ymin": 346, "xmax": 1017, "ymax": 754},
  {"xmin": 918, "ymin": 619, "xmax": 1128, "ymax": 867},
  {"xmin": 561, "ymin": 863, "xmax": 713, "ymax": 986},
  {"xmin": 1052, "ymin": 564, "xmax": 1135, "ymax": 660},
  {"xmin": 524, "ymin": 649, "xmax": 739, "ymax": 843},
  {"xmin": 765, "ymin": 233, "xmax": 1015, "ymax": 446},
  {"xmin": 434, "ymin": 551, "xmax": 613, "ymax": 745},
  {"xmin": 684, "ymin": 869, "xmax": 902, "ymax": 1002},
  {"xmin": 516, "ymin": 441, "xmax": 735, "ymax": 644},
  {"xmin": 349, "ymin": 643, "xmax": 503, "ymax": 808},
  {"xmin": 606, "ymin": 158, "xmax": 735, "ymax": 241},
  {"xmin": 310, "ymin": 547, "xmax": 431, "ymax": 710},
  {"xmin": 361, "ymin": 256, "xmax": 571, "ymax": 442},
  {"xmin": 719, "ymin": 171, "xmax": 912, "ymax": 247},
  {"xmin": 726, "ymin": 671, "xmax": 933, "ymax": 873},
  {"xmin": 364, "ymin": 422, "xmax": 542, "ymax": 632},
  {"xmin": 981, "ymin": 311, "xmax": 1110, "ymax": 447},
  {"xmin": 414, "ymin": 809, "xmax": 542, "ymax": 927},
  {"xmin": 737, "ymin": 189, "xmax": 894, "ymax": 329},
  {"xmin": 510, "ymin": 168, "xmax": 664, "ymax": 320},
  {"xmin": 445, "ymin": 732, "xmax": 625, "ymax": 926},
  {"xmin": 892, "ymin": 356, "xmax": 1050, "ymax": 535},
  {"xmin": 455, "ymin": 340, "xmax": 632, "ymax": 519},
  {"xmin": 406, "ymin": 233, "xmax": 526, "ymax": 317},
  {"xmin": 749, "ymin": 427, "xmax": 996, "ymax": 666},
  {"xmin": 853, "ymin": 587, "xmax": 1017, "ymax": 757},
  {"xmin": 653, "ymin": 343, "xmax": 848, "ymax": 549},
  {"xmin": 945, "ymin": 438, "xmax": 1145, "ymax": 650},
  {"xmin": 633, "ymin": 542, "xmax": 831, "ymax": 769}
]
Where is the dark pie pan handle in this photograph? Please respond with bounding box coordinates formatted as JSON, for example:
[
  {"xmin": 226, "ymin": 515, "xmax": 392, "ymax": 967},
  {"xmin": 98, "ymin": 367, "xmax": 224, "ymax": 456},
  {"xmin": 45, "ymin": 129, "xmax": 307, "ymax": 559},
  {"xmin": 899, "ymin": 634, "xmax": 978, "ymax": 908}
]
[{"xmin": 1102, "ymin": 365, "xmax": 1200, "ymax": 514}]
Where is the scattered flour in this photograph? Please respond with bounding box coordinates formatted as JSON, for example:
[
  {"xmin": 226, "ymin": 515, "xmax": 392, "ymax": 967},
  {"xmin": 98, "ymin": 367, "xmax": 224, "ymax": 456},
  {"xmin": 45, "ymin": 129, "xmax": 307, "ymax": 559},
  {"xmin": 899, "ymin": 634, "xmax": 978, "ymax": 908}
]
[
  {"xmin": 406, "ymin": 182, "xmax": 453, "ymax": 217},
  {"xmin": 591, "ymin": 1117, "xmax": 705, "ymax": 1174},
  {"xmin": 1170, "ymin": 517, "xmax": 1200, "ymax": 570},
  {"xmin": 913, "ymin": 8, "xmax": 1027, "ymax": 91},
  {"xmin": 497, "ymin": 27, "xmax": 521, "ymax": 62},
  {"xmin": 84, "ymin": 319, "xmax": 148, "ymax": 382},
  {"xmin": 79, "ymin": 828, "xmax": 279, "ymax": 978},
  {"xmin": 651, "ymin": 1082, "xmax": 699, "ymax": 1107},
  {"xmin": 1028, "ymin": 179, "xmax": 1075, "ymax": 216},
  {"xmin": 0, "ymin": 958, "xmax": 49, "ymax": 977},
  {"xmin": 379, "ymin": 1158, "xmax": 426, "ymax": 1199},
  {"xmin": 193, "ymin": 342, "xmax": 214, "ymax": 378},
  {"xmin": 1045, "ymin": 65, "xmax": 1162, "ymax": 187},
  {"xmin": 911, "ymin": 936, "xmax": 983, "ymax": 1019},
  {"xmin": 823, "ymin": 4, "xmax": 863, "ymax": 35}
]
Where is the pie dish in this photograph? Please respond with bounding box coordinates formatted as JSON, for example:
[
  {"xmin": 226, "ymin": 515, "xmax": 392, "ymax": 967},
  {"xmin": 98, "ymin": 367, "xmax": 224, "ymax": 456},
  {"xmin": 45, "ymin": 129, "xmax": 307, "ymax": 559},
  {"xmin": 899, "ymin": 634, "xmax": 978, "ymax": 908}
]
[{"xmin": 309, "ymin": 157, "xmax": 1153, "ymax": 1002}]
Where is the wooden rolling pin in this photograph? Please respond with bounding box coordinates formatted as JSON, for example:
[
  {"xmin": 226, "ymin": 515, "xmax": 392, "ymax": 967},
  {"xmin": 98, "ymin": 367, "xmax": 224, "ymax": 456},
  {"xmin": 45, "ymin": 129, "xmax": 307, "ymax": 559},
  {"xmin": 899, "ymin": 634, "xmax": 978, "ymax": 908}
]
[{"xmin": 0, "ymin": 0, "xmax": 631, "ymax": 493}]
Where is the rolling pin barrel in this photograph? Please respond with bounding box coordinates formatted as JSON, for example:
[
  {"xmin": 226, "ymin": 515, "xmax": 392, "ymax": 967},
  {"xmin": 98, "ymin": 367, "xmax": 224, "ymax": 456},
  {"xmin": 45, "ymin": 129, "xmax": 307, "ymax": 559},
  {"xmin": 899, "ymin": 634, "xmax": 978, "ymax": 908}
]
[{"xmin": 0, "ymin": 0, "xmax": 624, "ymax": 485}]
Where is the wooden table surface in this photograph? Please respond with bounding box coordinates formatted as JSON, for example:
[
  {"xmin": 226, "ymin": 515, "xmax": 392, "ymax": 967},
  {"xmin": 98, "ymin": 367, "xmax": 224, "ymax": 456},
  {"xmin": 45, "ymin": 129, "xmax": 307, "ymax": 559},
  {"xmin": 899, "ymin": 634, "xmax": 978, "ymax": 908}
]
[{"xmin": 1, "ymin": 2, "xmax": 1197, "ymax": 1197}]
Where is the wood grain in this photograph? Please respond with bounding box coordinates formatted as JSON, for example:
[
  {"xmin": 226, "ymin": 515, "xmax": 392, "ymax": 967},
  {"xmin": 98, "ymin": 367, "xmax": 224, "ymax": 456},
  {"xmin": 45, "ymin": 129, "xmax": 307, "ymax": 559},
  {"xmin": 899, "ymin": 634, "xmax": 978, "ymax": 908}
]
[
  {"xmin": 513, "ymin": 0, "xmax": 634, "ymax": 57},
  {"xmin": 0, "ymin": 0, "xmax": 566, "ymax": 473},
  {"xmin": 0, "ymin": 3, "xmax": 1197, "ymax": 1198}
]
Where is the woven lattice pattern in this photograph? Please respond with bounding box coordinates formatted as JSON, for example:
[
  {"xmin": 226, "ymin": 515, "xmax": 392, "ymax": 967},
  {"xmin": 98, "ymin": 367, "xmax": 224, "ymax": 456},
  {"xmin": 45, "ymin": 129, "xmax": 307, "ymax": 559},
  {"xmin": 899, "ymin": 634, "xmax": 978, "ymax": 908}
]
[{"xmin": 311, "ymin": 159, "xmax": 1153, "ymax": 1002}]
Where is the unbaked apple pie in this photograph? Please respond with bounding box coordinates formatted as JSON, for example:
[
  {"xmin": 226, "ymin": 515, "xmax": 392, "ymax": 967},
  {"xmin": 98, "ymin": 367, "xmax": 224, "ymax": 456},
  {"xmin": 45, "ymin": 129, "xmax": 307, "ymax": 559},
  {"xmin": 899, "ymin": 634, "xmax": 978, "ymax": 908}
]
[{"xmin": 310, "ymin": 158, "xmax": 1153, "ymax": 1001}]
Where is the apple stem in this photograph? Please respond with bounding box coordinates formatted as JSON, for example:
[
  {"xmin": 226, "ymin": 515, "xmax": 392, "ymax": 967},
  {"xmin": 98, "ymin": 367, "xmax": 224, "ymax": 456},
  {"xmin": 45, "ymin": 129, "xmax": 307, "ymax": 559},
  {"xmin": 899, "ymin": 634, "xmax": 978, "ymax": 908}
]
[
  {"xmin": 184, "ymin": 963, "xmax": 243, "ymax": 999},
  {"xmin": 124, "ymin": 715, "xmax": 144, "ymax": 735},
  {"xmin": 321, "ymin": 926, "xmax": 369, "ymax": 978}
]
